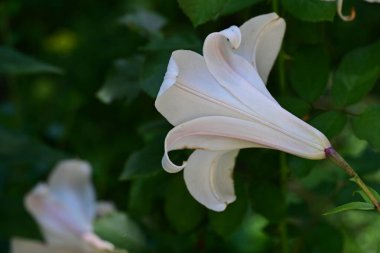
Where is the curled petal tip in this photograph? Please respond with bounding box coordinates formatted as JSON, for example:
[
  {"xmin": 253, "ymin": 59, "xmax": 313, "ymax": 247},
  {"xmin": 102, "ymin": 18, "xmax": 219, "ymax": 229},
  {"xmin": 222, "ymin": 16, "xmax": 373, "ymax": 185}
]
[
  {"xmin": 220, "ymin": 26, "xmax": 241, "ymax": 49},
  {"xmin": 337, "ymin": 0, "xmax": 356, "ymax": 21}
]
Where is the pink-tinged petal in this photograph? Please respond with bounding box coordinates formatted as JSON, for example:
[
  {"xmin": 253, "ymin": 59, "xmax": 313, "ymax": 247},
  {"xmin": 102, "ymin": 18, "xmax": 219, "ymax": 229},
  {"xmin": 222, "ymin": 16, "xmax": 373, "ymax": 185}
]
[
  {"xmin": 25, "ymin": 184, "xmax": 91, "ymax": 250},
  {"xmin": 155, "ymin": 50, "xmax": 253, "ymax": 126},
  {"xmin": 203, "ymin": 25, "xmax": 276, "ymax": 102},
  {"xmin": 82, "ymin": 233, "xmax": 115, "ymax": 251},
  {"xmin": 163, "ymin": 116, "xmax": 330, "ymax": 171},
  {"xmin": 235, "ymin": 13, "xmax": 286, "ymax": 83},
  {"xmin": 11, "ymin": 238, "xmax": 73, "ymax": 253},
  {"xmin": 183, "ymin": 150, "xmax": 238, "ymax": 211},
  {"xmin": 48, "ymin": 159, "xmax": 96, "ymax": 227}
]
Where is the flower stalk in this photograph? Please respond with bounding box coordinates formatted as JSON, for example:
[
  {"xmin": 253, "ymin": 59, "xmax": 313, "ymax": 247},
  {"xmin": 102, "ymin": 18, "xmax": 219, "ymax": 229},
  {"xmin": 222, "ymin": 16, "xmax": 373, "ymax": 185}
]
[{"xmin": 325, "ymin": 147, "xmax": 380, "ymax": 212}]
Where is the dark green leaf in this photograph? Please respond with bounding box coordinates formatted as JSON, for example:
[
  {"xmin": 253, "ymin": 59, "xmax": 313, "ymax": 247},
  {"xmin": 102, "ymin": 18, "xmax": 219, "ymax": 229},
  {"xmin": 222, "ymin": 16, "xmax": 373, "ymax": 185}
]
[
  {"xmin": 220, "ymin": 0, "xmax": 263, "ymax": 16},
  {"xmin": 140, "ymin": 51, "xmax": 170, "ymax": 97},
  {"xmin": 143, "ymin": 33, "xmax": 201, "ymax": 52},
  {"xmin": 289, "ymin": 46, "xmax": 330, "ymax": 102},
  {"xmin": 309, "ymin": 111, "xmax": 347, "ymax": 139},
  {"xmin": 0, "ymin": 47, "xmax": 63, "ymax": 75},
  {"xmin": 120, "ymin": 136, "xmax": 164, "ymax": 180},
  {"xmin": 97, "ymin": 56, "xmax": 143, "ymax": 104},
  {"xmin": 0, "ymin": 127, "xmax": 67, "ymax": 165},
  {"xmin": 250, "ymin": 182, "xmax": 286, "ymax": 222},
  {"xmin": 177, "ymin": 0, "xmax": 228, "ymax": 26},
  {"xmin": 303, "ymin": 223, "xmax": 343, "ymax": 253},
  {"xmin": 282, "ymin": 0, "xmax": 336, "ymax": 22},
  {"xmin": 352, "ymin": 105, "xmax": 380, "ymax": 150},
  {"xmin": 277, "ymin": 96, "xmax": 311, "ymax": 118},
  {"xmin": 332, "ymin": 40, "xmax": 380, "ymax": 107},
  {"xmin": 208, "ymin": 178, "xmax": 248, "ymax": 237},
  {"xmin": 94, "ymin": 212, "xmax": 147, "ymax": 251},
  {"xmin": 323, "ymin": 202, "xmax": 374, "ymax": 215},
  {"xmin": 164, "ymin": 175, "xmax": 205, "ymax": 233}
]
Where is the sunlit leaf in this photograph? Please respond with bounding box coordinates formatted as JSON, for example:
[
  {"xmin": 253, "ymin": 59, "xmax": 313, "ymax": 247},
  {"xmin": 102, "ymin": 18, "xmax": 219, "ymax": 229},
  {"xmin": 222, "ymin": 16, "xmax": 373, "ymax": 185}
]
[
  {"xmin": 323, "ymin": 202, "xmax": 374, "ymax": 215},
  {"xmin": 0, "ymin": 47, "xmax": 63, "ymax": 75}
]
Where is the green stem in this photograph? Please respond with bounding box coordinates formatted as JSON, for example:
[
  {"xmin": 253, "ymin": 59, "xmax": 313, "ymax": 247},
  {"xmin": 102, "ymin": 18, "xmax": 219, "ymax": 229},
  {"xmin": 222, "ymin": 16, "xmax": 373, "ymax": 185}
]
[
  {"xmin": 279, "ymin": 153, "xmax": 289, "ymax": 253},
  {"xmin": 325, "ymin": 147, "xmax": 380, "ymax": 212}
]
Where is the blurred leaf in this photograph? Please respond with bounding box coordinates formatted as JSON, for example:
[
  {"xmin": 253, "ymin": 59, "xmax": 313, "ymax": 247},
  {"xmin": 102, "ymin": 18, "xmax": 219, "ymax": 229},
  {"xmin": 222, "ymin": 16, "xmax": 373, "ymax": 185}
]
[
  {"xmin": 208, "ymin": 178, "xmax": 248, "ymax": 237},
  {"xmin": 140, "ymin": 51, "xmax": 170, "ymax": 97},
  {"xmin": 0, "ymin": 127, "xmax": 67, "ymax": 165},
  {"xmin": 177, "ymin": 0, "xmax": 228, "ymax": 26},
  {"xmin": 323, "ymin": 202, "xmax": 374, "ymax": 215},
  {"xmin": 143, "ymin": 33, "xmax": 201, "ymax": 52},
  {"xmin": 282, "ymin": 0, "xmax": 336, "ymax": 22},
  {"xmin": 229, "ymin": 213, "xmax": 271, "ymax": 253},
  {"xmin": 309, "ymin": 111, "xmax": 347, "ymax": 139},
  {"xmin": 120, "ymin": 136, "xmax": 164, "ymax": 180},
  {"xmin": 164, "ymin": 175, "xmax": 205, "ymax": 233},
  {"xmin": 94, "ymin": 212, "xmax": 146, "ymax": 251},
  {"xmin": 352, "ymin": 106, "xmax": 380, "ymax": 150},
  {"xmin": 289, "ymin": 46, "xmax": 329, "ymax": 102},
  {"xmin": 0, "ymin": 47, "xmax": 63, "ymax": 75},
  {"xmin": 332, "ymin": 40, "xmax": 380, "ymax": 107},
  {"xmin": 119, "ymin": 9, "xmax": 166, "ymax": 36},
  {"xmin": 220, "ymin": 0, "xmax": 264, "ymax": 16},
  {"xmin": 277, "ymin": 96, "xmax": 310, "ymax": 118},
  {"xmin": 302, "ymin": 223, "xmax": 343, "ymax": 253},
  {"xmin": 250, "ymin": 182, "xmax": 286, "ymax": 223},
  {"xmin": 356, "ymin": 187, "xmax": 380, "ymax": 204},
  {"xmin": 288, "ymin": 156, "xmax": 317, "ymax": 178},
  {"xmin": 97, "ymin": 56, "xmax": 143, "ymax": 104}
]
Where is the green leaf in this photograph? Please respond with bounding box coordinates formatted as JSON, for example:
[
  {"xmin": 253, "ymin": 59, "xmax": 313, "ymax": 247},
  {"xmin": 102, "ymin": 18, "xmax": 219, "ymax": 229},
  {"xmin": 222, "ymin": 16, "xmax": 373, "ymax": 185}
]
[
  {"xmin": 140, "ymin": 51, "xmax": 170, "ymax": 97},
  {"xmin": 332, "ymin": 40, "xmax": 380, "ymax": 107},
  {"xmin": 97, "ymin": 56, "xmax": 143, "ymax": 104},
  {"xmin": 282, "ymin": 0, "xmax": 336, "ymax": 22},
  {"xmin": 0, "ymin": 47, "xmax": 63, "ymax": 75},
  {"xmin": 303, "ymin": 223, "xmax": 343, "ymax": 253},
  {"xmin": 352, "ymin": 106, "xmax": 380, "ymax": 150},
  {"xmin": 250, "ymin": 182, "xmax": 286, "ymax": 222},
  {"xmin": 309, "ymin": 111, "xmax": 347, "ymax": 139},
  {"xmin": 164, "ymin": 175, "xmax": 206, "ymax": 233},
  {"xmin": 208, "ymin": 178, "xmax": 248, "ymax": 237},
  {"xmin": 220, "ymin": 0, "xmax": 263, "ymax": 16},
  {"xmin": 119, "ymin": 9, "xmax": 167, "ymax": 37},
  {"xmin": 94, "ymin": 212, "xmax": 147, "ymax": 251},
  {"xmin": 120, "ymin": 136, "xmax": 164, "ymax": 180},
  {"xmin": 0, "ymin": 127, "xmax": 67, "ymax": 165},
  {"xmin": 289, "ymin": 46, "xmax": 330, "ymax": 102},
  {"xmin": 177, "ymin": 0, "xmax": 228, "ymax": 26},
  {"xmin": 323, "ymin": 202, "xmax": 374, "ymax": 215},
  {"xmin": 277, "ymin": 96, "xmax": 310, "ymax": 118}
]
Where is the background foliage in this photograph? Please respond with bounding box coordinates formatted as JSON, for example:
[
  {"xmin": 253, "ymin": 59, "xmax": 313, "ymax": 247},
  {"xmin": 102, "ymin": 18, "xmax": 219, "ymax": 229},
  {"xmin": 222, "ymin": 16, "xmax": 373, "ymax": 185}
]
[{"xmin": 1, "ymin": 0, "xmax": 380, "ymax": 252}]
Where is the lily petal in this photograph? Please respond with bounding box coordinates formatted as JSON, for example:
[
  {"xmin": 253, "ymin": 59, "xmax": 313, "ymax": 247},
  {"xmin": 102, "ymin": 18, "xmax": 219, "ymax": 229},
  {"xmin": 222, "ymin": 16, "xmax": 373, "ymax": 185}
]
[
  {"xmin": 203, "ymin": 26, "xmax": 276, "ymax": 102},
  {"xmin": 48, "ymin": 160, "xmax": 96, "ymax": 226},
  {"xmin": 155, "ymin": 50, "xmax": 255, "ymax": 125},
  {"xmin": 235, "ymin": 12, "xmax": 286, "ymax": 83},
  {"xmin": 163, "ymin": 116, "xmax": 329, "ymax": 171},
  {"xmin": 183, "ymin": 150, "xmax": 238, "ymax": 211},
  {"xmin": 25, "ymin": 184, "xmax": 91, "ymax": 250}
]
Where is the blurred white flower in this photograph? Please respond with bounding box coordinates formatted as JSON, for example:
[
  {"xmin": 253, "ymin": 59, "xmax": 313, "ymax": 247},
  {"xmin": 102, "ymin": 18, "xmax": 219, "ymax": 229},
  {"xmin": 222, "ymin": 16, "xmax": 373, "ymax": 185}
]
[
  {"xmin": 155, "ymin": 13, "xmax": 331, "ymax": 211},
  {"xmin": 12, "ymin": 159, "xmax": 115, "ymax": 253}
]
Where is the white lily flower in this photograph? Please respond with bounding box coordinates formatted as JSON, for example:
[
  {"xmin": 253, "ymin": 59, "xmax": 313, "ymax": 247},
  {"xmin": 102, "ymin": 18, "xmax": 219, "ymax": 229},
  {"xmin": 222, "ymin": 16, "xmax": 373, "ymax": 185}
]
[
  {"xmin": 12, "ymin": 159, "xmax": 115, "ymax": 253},
  {"xmin": 326, "ymin": 0, "xmax": 380, "ymax": 21},
  {"xmin": 155, "ymin": 13, "xmax": 331, "ymax": 212}
]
